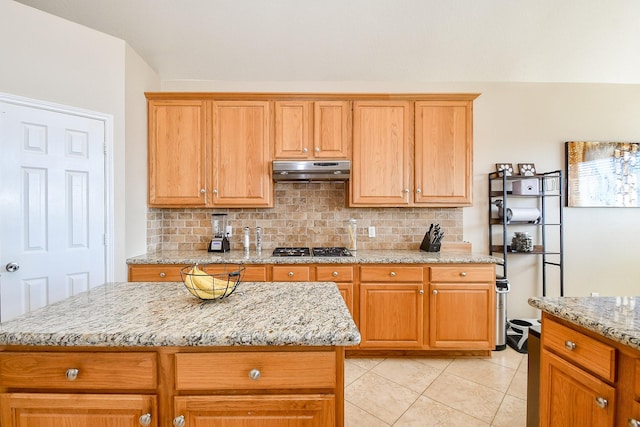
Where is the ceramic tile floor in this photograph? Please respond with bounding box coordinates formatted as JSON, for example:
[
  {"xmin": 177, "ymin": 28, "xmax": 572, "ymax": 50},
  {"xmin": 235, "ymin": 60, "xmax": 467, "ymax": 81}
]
[{"xmin": 344, "ymin": 347, "xmax": 528, "ymax": 427}]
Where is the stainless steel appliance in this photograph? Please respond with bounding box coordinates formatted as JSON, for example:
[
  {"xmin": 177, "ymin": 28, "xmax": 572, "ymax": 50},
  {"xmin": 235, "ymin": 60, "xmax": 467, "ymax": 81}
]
[
  {"xmin": 495, "ymin": 277, "xmax": 510, "ymax": 350},
  {"xmin": 272, "ymin": 160, "xmax": 350, "ymax": 182},
  {"xmin": 209, "ymin": 213, "xmax": 230, "ymax": 253},
  {"xmin": 271, "ymin": 247, "xmax": 353, "ymax": 257}
]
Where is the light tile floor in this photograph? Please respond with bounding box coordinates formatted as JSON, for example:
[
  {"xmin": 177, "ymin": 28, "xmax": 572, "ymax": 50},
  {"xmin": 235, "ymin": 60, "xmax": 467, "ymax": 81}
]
[{"xmin": 344, "ymin": 347, "xmax": 527, "ymax": 427}]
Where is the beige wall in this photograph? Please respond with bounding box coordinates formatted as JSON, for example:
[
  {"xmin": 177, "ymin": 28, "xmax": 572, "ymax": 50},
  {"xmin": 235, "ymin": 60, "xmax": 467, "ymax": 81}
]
[{"xmin": 1, "ymin": 0, "xmax": 159, "ymax": 280}]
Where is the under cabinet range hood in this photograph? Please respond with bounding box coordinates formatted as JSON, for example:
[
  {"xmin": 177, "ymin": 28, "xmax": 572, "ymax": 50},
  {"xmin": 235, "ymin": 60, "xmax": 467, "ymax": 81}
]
[{"xmin": 272, "ymin": 160, "xmax": 350, "ymax": 182}]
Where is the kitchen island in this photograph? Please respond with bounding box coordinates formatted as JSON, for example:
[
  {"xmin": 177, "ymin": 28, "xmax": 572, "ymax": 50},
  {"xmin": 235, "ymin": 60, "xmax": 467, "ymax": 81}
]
[
  {"xmin": 0, "ymin": 281, "xmax": 359, "ymax": 426},
  {"xmin": 529, "ymin": 296, "xmax": 640, "ymax": 426}
]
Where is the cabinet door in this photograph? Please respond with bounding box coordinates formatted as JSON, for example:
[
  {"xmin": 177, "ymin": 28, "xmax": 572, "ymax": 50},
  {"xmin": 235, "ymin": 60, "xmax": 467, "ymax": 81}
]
[
  {"xmin": 0, "ymin": 393, "xmax": 156, "ymax": 427},
  {"xmin": 148, "ymin": 100, "xmax": 207, "ymax": 206},
  {"xmin": 414, "ymin": 100, "xmax": 472, "ymax": 206},
  {"xmin": 540, "ymin": 349, "xmax": 615, "ymax": 427},
  {"xmin": 211, "ymin": 101, "xmax": 272, "ymax": 207},
  {"xmin": 429, "ymin": 282, "xmax": 494, "ymax": 349},
  {"xmin": 337, "ymin": 283, "xmax": 354, "ymax": 318},
  {"xmin": 274, "ymin": 101, "xmax": 312, "ymax": 158},
  {"xmin": 350, "ymin": 101, "xmax": 411, "ymax": 206},
  {"xmin": 174, "ymin": 395, "xmax": 335, "ymax": 427},
  {"xmin": 359, "ymin": 283, "xmax": 423, "ymax": 348},
  {"xmin": 314, "ymin": 101, "xmax": 350, "ymax": 158}
]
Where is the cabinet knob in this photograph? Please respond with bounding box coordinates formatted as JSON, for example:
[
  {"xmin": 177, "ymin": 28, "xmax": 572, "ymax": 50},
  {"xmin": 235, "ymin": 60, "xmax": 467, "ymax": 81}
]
[
  {"xmin": 200, "ymin": 188, "xmax": 206, "ymax": 194},
  {"xmin": 416, "ymin": 188, "xmax": 422, "ymax": 194},
  {"xmin": 390, "ymin": 271, "xmax": 396, "ymax": 277},
  {"xmin": 332, "ymin": 271, "xmax": 339, "ymax": 277},
  {"xmin": 314, "ymin": 147, "xmax": 320, "ymax": 152},
  {"xmin": 288, "ymin": 271, "xmax": 294, "ymax": 277},
  {"xmin": 628, "ymin": 418, "xmax": 640, "ymax": 427},
  {"xmin": 595, "ymin": 396, "xmax": 608, "ymax": 409},
  {"xmin": 213, "ymin": 189, "xmax": 218, "ymax": 194},
  {"xmin": 139, "ymin": 413, "xmax": 151, "ymax": 426},
  {"xmin": 419, "ymin": 289, "xmax": 424, "ymax": 295},
  {"xmin": 159, "ymin": 272, "xmax": 166, "ymax": 278},
  {"xmin": 173, "ymin": 415, "xmax": 185, "ymax": 427},
  {"xmin": 249, "ymin": 368, "xmax": 261, "ymax": 380},
  {"xmin": 565, "ymin": 340, "xmax": 576, "ymax": 351},
  {"xmin": 404, "ymin": 188, "xmax": 410, "ymax": 193},
  {"xmin": 303, "ymin": 147, "xmax": 308, "ymax": 153},
  {"xmin": 65, "ymin": 368, "xmax": 79, "ymax": 381},
  {"xmin": 433, "ymin": 289, "xmax": 438, "ymax": 295},
  {"xmin": 460, "ymin": 272, "xmax": 467, "ymax": 277}
]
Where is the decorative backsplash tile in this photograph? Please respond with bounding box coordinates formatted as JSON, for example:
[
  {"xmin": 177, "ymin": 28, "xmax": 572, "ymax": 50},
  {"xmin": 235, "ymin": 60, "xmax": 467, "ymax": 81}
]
[{"xmin": 147, "ymin": 182, "xmax": 463, "ymax": 252}]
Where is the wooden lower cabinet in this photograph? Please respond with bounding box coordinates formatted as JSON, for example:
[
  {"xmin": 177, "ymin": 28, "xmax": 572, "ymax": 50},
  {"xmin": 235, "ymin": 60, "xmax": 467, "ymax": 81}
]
[
  {"xmin": 539, "ymin": 314, "xmax": 640, "ymax": 427},
  {"xmin": 0, "ymin": 393, "xmax": 156, "ymax": 427},
  {"xmin": 173, "ymin": 395, "xmax": 335, "ymax": 427},
  {"xmin": 128, "ymin": 264, "xmax": 267, "ymax": 282},
  {"xmin": 0, "ymin": 347, "xmax": 343, "ymax": 427}
]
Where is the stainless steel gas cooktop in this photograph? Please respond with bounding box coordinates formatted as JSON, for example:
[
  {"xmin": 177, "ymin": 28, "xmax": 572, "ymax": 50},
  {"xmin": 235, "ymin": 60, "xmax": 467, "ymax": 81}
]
[{"xmin": 272, "ymin": 247, "xmax": 352, "ymax": 257}]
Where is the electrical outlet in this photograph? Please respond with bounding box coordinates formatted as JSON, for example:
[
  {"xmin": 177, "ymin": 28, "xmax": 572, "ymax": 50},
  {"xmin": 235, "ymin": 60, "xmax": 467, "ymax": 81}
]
[
  {"xmin": 368, "ymin": 226, "xmax": 376, "ymax": 238},
  {"xmin": 590, "ymin": 292, "xmax": 599, "ymax": 297},
  {"xmin": 225, "ymin": 225, "xmax": 232, "ymax": 236}
]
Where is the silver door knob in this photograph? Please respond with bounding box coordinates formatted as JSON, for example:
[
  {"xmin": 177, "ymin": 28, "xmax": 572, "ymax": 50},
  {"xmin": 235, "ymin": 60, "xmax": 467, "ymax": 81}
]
[
  {"xmin": 139, "ymin": 413, "xmax": 151, "ymax": 426},
  {"xmin": 419, "ymin": 289, "xmax": 424, "ymax": 295},
  {"xmin": 173, "ymin": 415, "xmax": 185, "ymax": 427},
  {"xmin": 5, "ymin": 262, "xmax": 19, "ymax": 272},
  {"xmin": 390, "ymin": 271, "xmax": 396, "ymax": 277},
  {"xmin": 565, "ymin": 340, "xmax": 576, "ymax": 351},
  {"xmin": 628, "ymin": 418, "xmax": 640, "ymax": 427},
  {"xmin": 200, "ymin": 188, "xmax": 206, "ymax": 194},
  {"xmin": 314, "ymin": 147, "xmax": 320, "ymax": 152},
  {"xmin": 159, "ymin": 272, "xmax": 166, "ymax": 278},
  {"xmin": 433, "ymin": 290, "xmax": 438, "ymax": 295},
  {"xmin": 66, "ymin": 368, "xmax": 79, "ymax": 381},
  {"xmin": 332, "ymin": 271, "xmax": 338, "ymax": 277},
  {"xmin": 303, "ymin": 147, "xmax": 308, "ymax": 153},
  {"xmin": 460, "ymin": 272, "xmax": 467, "ymax": 277},
  {"xmin": 416, "ymin": 188, "xmax": 422, "ymax": 193},
  {"xmin": 249, "ymin": 368, "xmax": 261, "ymax": 380},
  {"xmin": 595, "ymin": 396, "xmax": 608, "ymax": 408},
  {"xmin": 288, "ymin": 271, "xmax": 294, "ymax": 277}
]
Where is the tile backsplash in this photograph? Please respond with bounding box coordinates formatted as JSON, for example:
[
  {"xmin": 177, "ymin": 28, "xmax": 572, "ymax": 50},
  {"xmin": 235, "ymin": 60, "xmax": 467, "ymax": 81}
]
[{"xmin": 147, "ymin": 182, "xmax": 463, "ymax": 252}]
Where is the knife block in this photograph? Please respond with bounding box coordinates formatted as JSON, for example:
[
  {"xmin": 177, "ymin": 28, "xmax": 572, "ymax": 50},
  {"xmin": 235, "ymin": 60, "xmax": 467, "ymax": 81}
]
[{"xmin": 420, "ymin": 232, "xmax": 441, "ymax": 252}]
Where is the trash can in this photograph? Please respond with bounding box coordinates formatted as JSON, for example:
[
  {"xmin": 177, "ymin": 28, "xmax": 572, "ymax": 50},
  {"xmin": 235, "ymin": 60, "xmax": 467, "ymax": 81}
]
[{"xmin": 495, "ymin": 277, "xmax": 510, "ymax": 351}]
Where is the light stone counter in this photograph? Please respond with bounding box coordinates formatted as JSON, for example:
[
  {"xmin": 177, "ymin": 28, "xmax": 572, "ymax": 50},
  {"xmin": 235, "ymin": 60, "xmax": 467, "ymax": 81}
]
[
  {"xmin": 127, "ymin": 249, "xmax": 501, "ymax": 265},
  {"xmin": 529, "ymin": 296, "xmax": 640, "ymax": 351},
  {"xmin": 0, "ymin": 281, "xmax": 361, "ymax": 348}
]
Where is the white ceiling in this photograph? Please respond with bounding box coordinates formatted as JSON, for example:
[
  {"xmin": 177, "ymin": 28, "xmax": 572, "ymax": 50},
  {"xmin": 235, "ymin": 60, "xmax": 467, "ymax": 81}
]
[{"xmin": 13, "ymin": 0, "xmax": 640, "ymax": 84}]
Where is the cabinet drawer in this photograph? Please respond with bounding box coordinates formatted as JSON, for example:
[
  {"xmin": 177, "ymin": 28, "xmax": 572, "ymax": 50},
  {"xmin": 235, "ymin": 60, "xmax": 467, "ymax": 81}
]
[
  {"xmin": 430, "ymin": 265, "xmax": 494, "ymax": 282},
  {"xmin": 0, "ymin": 352, "xmax": 157, "ymax": 390},
  {"xmin": 316, "ymin": 266, "xmax": 354, "ymax": 282},
  {"xmin": 543, "ymin": 318, "xmax": 616, "ymax": 382},
  {"xmin": 205, "ymin": 265, "xmax": 267, "ymax": 282},
  {"xmin": 175, "ymin": 351, "xmax": 335, "ymax": 390},
  {"xmin": 360, "ymin": 266, "xmax": 423, "ymax": 282},
  {"xmin": 128, "ymin": 264, "xmax": 187, "ymax": 281},
  {"xmin": 272, "ymin": 265, "xmax": 311, "ymax": 281}
]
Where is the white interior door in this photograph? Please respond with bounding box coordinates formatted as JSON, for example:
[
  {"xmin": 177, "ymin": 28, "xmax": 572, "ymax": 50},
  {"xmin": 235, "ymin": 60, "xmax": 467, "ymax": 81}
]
[{"xmin": 0, "ymin": 99, "xmax": 107, "ymax": 322}]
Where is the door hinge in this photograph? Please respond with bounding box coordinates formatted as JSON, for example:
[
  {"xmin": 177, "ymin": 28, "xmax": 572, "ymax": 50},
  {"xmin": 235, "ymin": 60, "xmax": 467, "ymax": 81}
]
[
  {"xmin": 103, "ymin": 143, "xmax": 107, "ymax": 154},
  {"xmin": 103, "ymin": 233, "xmax": 108, "ymax": 246}
]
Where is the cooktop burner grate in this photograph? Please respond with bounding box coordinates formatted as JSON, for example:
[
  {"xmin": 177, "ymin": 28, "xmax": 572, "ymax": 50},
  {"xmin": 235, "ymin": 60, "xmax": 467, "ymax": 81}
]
[
  {"xmin": 312, "ymin": 247, "xmax": 353, "ymax": 257},
  {"xmin": 272, "ymin": 247, "xmax": 311, "ymax": 257}
]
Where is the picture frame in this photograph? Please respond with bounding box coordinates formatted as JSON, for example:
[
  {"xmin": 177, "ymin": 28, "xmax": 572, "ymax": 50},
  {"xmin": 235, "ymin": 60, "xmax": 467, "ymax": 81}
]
[
  {"xmin": 518, "ymin": 163, "xmax": 536, "ymax": 176},
  {"xmin": 495, "ymin": 163, "xmax": 514, "ymax": 176},
  {"xmin": 566, "ymin": 141, "xmax": 640, "ymax": 207}
]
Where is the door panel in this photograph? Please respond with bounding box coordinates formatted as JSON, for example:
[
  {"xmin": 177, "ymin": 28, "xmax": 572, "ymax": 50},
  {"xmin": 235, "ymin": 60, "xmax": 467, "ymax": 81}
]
[{"xmin": 0, "ymin": 100, "xmax": 106, "ymax": 321}]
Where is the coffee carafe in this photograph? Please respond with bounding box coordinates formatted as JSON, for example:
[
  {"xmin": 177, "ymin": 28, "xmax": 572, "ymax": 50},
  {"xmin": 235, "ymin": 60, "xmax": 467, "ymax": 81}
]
[{"xmin": 209, "ymin": 213, "xmax": 230, "ymax": 252}]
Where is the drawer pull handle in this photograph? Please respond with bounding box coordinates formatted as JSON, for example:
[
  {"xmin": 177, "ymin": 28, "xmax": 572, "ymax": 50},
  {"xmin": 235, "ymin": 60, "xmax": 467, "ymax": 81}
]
[
  {"xmin": 595, "ymin": 396, "xmax": 608, "ymax": 409},
  {"xmin": 65, "ymin": 368, "xmax": 79, "ymax": 381},
  {"xmin": 629, "ymin": 419, "xmax": 640, "ymax": 427},
  {"xmin": 565, "ymin": 340, "xmax": 576, "ymax": 351},
  {"xmin": 249, "ymin": 368, "xmax": 261, "ymax": 380},
  {"xmin": 332, "ymin": 271, "xmax": 338, "ymax": 277},
  {"xmin": 173, "ymin": 415, "xmax": 185, "ymax": 427},
  {"xmin": 390, "ymin": 271, "xmax": 396, "ymax": 277},
  {"xmin": 288, "ymin": 271, "xmax": 294, "ymax": 277},
  {"xmin": 460, "ymin": 272, "xmax": 467, "ymax": 277},
  {"xmin": 159, "ymin": 272, "xmax": 166, "ymax": 278},
  {"xmin": 139, "ymin": 413, "xmax": 151, "ymax": 426}
]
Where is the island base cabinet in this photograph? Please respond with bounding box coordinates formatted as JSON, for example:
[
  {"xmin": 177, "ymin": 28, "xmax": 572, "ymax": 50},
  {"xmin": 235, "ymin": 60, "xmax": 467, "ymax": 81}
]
[
  {"xmin": 540, "ymin": 349, "xmax": 615, "ymax": 427},
  {"xmin": 173, "ymin": 394, "xmax": 335, "ymax": 427},
  {"xmin": 0, "ymin": 393, "xmax": 157, "ymax": 427}
]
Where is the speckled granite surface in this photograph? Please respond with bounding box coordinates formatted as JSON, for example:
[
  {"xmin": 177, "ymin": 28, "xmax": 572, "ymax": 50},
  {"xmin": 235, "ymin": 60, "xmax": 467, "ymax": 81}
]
[
  {"xmin": 0, "ymin": 281, "xmax": 360, "ymax": 348},
  {"xmin": 529, "ymin": 296, "xmax": 640, "ymax": 351},
  {"xmin": 126, "ymin": 249, "xmax": 501, "ymax": 265}
]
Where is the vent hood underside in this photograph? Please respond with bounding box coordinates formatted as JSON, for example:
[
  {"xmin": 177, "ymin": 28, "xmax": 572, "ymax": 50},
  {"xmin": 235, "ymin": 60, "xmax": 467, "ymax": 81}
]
[{"xmin": 272, "ymin": 160, "xmax": 350, "ymax": 182}]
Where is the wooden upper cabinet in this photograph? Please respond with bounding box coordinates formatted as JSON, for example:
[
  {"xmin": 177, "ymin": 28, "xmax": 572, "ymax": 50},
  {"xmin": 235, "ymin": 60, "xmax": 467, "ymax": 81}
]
[
  {"xmin": 211, "ymin": 101, "xmax": 273, "ymax": 207},
  {"xmin": 350, "ymin": 100, "xmax": 412, "ymax": 206},
  {"xmin": 148, "ymin": 100, "xmax": 207, "ymax": 206},
  {"xmin": 414, "ymin": 100, "xmax": 473, "ymax": 206},
  {"xmin": 274, "ymin": 100, "xmax": 350, "ymax": 159}
]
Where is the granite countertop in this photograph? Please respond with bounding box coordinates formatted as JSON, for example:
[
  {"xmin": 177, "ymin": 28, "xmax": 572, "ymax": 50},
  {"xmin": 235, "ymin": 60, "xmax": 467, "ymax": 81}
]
[
  {"xmin": 127, "ymin": 249, "xmax": 501, "ymax": 265},
  {"xmin": 529, "ymin": 296, "xmax": 640, "ymax": 351},
  {"xmin": 0, "ymin": 281, "xmax": 361, "ymax": 348}
]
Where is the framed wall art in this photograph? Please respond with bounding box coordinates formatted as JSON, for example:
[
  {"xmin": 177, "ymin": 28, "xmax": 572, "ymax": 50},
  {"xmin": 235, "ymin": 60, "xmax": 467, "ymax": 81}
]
[{"xmin": 566, "ymin": 141, "xmax": 640, "ymax": 207}]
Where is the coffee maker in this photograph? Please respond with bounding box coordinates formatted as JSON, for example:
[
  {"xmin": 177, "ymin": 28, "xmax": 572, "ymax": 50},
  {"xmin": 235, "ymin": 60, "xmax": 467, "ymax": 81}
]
[{"xmin": 209, "ymin": 213, "xmax": 230, "ymax": 253}]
